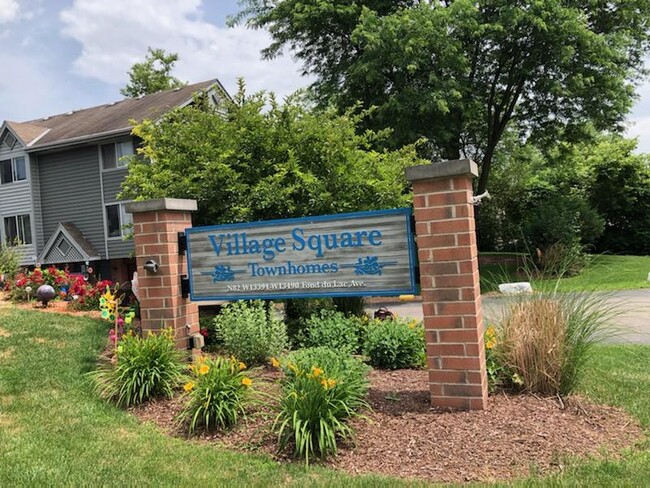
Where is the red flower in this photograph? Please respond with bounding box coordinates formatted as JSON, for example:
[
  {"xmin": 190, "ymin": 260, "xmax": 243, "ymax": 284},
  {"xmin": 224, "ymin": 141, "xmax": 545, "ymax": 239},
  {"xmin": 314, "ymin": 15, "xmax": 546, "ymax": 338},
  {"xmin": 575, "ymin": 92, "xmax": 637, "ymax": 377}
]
[{"xmin": 200, "ymin": 328, "xmax": 209, "ymax": 338}]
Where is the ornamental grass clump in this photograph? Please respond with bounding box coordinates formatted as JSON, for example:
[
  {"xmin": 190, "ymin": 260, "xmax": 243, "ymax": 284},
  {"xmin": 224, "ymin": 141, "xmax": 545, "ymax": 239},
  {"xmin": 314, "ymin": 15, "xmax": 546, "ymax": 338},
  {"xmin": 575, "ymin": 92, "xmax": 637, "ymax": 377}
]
[
  {"xmin": 273, "ymin": 347, "xmax": 369, "ymax": 464},
  {"xmin": 213, "ymin": 300, "xmax": 287, "ymax": 366},
  {"xmin": 491, "ymin": 291, "xmax": 617, "ymax": 396},
  {"xmin": 363, "ymin": 318, "xmax": 426, "ymax": 369},
  {"xmin": 90, "ymin": 328, "xmax": 185, "ymax": 407},
  {"xmin": 177, "ymin": 355, "xmax": 254, "ymax": 434}
]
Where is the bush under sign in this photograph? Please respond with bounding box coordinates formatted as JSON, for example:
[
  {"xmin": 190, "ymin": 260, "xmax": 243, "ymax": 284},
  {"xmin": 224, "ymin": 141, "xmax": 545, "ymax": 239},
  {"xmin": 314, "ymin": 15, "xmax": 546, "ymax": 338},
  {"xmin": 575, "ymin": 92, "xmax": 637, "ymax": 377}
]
[{"xmin": 186, "ymin": 208, "xmax": 417, "ymax": 301}]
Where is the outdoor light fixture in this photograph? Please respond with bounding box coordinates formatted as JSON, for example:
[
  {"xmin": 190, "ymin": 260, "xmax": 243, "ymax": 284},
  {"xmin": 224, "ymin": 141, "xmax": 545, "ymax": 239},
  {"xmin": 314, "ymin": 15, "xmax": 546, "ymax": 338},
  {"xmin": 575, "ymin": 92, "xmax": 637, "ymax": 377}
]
[{"xmin": 143, "ymin": 259, "xmax": 159, "ymax": 273}]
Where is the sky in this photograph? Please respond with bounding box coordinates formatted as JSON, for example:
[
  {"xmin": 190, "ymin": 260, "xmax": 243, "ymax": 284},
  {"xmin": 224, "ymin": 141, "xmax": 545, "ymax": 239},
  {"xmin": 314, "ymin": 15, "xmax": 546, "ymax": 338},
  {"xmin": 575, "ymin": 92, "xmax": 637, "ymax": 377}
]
[{"xmin": 1, "ymin": 0, "xmax": 649, "ymax": 153}]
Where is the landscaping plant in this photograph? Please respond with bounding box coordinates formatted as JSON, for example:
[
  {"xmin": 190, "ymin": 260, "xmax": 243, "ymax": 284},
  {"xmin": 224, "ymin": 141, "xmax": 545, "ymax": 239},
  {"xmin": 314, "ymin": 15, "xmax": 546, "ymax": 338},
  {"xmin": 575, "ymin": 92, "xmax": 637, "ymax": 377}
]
[
  {"xmin": 274, "ymin": 347, "xmax": 369, "ymax": 464},
  {"xmin": 177, "ymin": 355, "xmax": 254, "ymax": 434},
  {"xmin": 90, "ymin": 328, "xmax": 185, "ymax": 407},
  {"xmin": 301, "ymin": 309, "xmax": 362, "ymax": 354},
  {"xmin": 490, "ymin": 291, "xmax": 616, "ymax": 396},
  {"xmin": 0, "ymin": 243, "xmax": 21, "ymax": 283},
  {"xmin": 363, "ymin": 318, "xmax": 426, "ymax": 369},
  {"xmin": 213, "ymin": 300, "xmax": 287, "ymax": 366}
]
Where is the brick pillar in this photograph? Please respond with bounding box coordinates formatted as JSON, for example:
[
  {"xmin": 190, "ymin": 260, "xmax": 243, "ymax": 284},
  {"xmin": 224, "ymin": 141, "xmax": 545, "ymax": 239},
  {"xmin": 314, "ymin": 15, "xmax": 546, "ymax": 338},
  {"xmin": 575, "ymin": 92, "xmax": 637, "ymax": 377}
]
[
  {"xmin": 406, "ymin": 160, "xmax": 488, "ymax": 410},
  {"xmin": 125, "ymin": 198, "xmax": 199, "ymax": 349}
]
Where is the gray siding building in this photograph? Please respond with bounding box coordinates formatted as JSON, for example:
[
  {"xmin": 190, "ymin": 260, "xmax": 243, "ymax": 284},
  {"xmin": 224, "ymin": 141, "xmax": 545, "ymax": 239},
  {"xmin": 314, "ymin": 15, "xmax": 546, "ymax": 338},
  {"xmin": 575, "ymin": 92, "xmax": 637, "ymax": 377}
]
[{"xmin": 0, "ymin": 79, "xmax": 227, "ymax": 282}]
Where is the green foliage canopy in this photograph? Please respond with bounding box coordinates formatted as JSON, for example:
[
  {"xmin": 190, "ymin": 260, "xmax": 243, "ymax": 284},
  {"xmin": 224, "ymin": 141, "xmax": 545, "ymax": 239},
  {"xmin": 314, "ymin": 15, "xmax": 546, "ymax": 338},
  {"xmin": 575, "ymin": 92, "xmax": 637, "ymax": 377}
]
[
  {"xmin": 121, "ymin": 47, "xmax": 186, "ymax": 98},
  {"xmin": 235, "ymin": 1, "xmax": 650, "ymax": 193},
  {"xmin": 477, "ymin": 134, "xmax": 650, "ymax": 255},
  {"xmin": 120, "ymin": 81, "xmax": 424, "ymax": 225}
]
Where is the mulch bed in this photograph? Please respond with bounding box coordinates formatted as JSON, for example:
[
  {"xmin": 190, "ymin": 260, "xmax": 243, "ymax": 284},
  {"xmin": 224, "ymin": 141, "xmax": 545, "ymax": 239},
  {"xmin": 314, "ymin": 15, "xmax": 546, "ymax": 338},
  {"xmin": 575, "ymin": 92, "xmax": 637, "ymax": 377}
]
[{"xmin": 130, "ymin": 367, "xmax": 644, "ymax": 484}]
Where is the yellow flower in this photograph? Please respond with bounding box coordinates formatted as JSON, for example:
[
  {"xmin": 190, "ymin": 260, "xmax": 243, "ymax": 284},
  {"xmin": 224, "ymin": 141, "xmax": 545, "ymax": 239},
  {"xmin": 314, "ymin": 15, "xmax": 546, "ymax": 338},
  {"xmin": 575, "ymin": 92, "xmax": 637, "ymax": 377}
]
[
  {"xmin": 320, "ymin": 378, "xmax": 337, "ymax": 389},
  {"xmin": 241, "ymin": 377, "xmax": 252, "ymax": 387},
  {"xmin": 184, "ymin": 381, "xmax": 195, "ymax": 392},
  {"xmin": 238, "ymin": 361, "xmax": 246, "ymax": 371},
  {"xmin": 311, "ymin": 366, "xmax": 323, "ymax": 378},
  {"xmin": 198, "ymin": 364, "xmax": 210, "ymax": 375},
  {"xmin": 270, "ymin": 357, "xmax": 280, "ymax": 369},
  {"xmin": 486, "ymin": 339, "xmax": 496, "ymax": 350}
]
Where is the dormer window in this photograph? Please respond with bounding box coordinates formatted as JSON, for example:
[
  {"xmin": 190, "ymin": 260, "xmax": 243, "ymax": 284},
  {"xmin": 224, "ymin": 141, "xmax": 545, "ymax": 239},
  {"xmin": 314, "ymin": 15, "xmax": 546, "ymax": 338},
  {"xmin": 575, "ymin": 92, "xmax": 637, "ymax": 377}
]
[
  {"xmin": 0, "ymin": 156, "xmax": 27, "ymax": 184},
  {"xmin": 101, "ymin": 140, "xmax": 134, "ymax": 170}
]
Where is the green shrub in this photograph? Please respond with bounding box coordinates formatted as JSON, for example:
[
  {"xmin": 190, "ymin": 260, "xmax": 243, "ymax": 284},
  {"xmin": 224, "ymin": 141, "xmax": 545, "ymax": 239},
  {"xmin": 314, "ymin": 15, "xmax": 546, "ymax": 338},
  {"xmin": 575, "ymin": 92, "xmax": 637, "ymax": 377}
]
[
  {"xmin": 214, "ymin": 300, "xmax": 287, "ymax": 366},
  {"xmin": 363, "ymin": 318, "xmax": 425, "ymax": 369},
  {"xmin": 274, "ymin": 347, "xmax": 369, "ymax": 463},
  {"xmin": 177, "ymin": 355, "xmax": 253, "ymax": 434},
  {"xmin": 332, "ymin": 296, "xmax": 366, "ymax": 317},
  {"xmin": 284, "ymin": 298, "xmax": 335, "ymax": 347},
  {"xmin": 491, "ymin": 291, "xmax": 616, "ymax": 396},
  {"xmin": 90, "ymin": 329, "xmax": 185, "ymax": 407},
  {"xmin": 0, "ymin": 244, "xmax": 20, "ymax": 282},
  {"xmin": 302, "ymin": 309, "xmax": 362, "ymax": 354}
]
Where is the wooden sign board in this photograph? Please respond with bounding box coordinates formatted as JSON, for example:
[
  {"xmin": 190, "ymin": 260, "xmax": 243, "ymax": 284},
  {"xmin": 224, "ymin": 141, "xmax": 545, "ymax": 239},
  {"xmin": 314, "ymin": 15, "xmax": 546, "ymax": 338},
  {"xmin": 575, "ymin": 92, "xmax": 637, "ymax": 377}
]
[{"xmin": 185, "ymin": 208, "xmax": 417, "ymax": 301}]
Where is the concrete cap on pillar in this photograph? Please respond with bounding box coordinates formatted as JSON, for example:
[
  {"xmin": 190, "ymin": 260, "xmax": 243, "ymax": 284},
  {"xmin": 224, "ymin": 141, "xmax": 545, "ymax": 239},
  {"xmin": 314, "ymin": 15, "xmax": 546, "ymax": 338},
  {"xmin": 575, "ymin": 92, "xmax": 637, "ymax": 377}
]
[
  {"xmin": 125, "ymin": 198, "xmax": 198, "ymax": 214},
  {"xmin": 406, "ymin": 159, "xmax": 478, "ymax": 182}
]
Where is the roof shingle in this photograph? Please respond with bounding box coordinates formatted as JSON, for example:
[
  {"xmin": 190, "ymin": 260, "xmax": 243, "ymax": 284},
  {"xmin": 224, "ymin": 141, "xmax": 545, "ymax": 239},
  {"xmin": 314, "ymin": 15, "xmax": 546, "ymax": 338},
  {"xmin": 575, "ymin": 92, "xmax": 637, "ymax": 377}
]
[{"xmin": 9, "ymin": 79, "xmax": 219, "ymax": 148}]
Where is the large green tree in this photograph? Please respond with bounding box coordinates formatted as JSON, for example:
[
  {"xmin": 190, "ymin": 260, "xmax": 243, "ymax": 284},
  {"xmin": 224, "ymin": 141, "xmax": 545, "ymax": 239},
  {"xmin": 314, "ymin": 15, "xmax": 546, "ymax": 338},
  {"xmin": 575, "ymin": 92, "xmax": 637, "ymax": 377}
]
[
  {"xmin": 120, "ymin": 81, "xmax": 423, "ymax": 225},
  {"xmin": 121, "ymin": 47, "xmax": 186, "ymax": 98},
  {"xmin": 235, "ymin": 0, "xmax": 650, "ymax": 193}
]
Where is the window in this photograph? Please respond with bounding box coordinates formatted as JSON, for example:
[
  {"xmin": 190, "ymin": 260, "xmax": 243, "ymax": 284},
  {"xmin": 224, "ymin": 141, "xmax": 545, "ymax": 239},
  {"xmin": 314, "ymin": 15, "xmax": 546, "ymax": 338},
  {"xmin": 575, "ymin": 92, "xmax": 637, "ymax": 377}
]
[
  {"xmin": 0, "ymin": 156, "xmax": 27, "ymax": 184},
  {"xmin": 101, "ymin": 140, "xmax": 134, "ymax": 170},
  {"xmin": 57, "ymin": 237, "xmax": 71, "ymax": 255},
  {"xmin": 106, "ymin": 203, "xmax": 133, "ymax": 238},
  {"xmin": 4, "ymin": 214, "xmax": 31, "ymax": 245},
  {"xmin": 1, "ymin": 131, "xmax": 16, "ymax": 150}
]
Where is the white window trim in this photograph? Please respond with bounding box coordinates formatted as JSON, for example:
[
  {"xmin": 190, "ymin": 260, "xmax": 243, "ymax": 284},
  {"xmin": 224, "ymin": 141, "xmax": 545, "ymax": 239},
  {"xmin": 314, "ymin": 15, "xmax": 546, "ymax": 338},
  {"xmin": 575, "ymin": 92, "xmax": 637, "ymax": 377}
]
[
  {"xmin": 0, "ymin": 155, "xmax": 28, "ymax": 185},
  {"xmin": 100, "ymin": 139, "xmax": 134, "ymax": 172},
  {"xmin": 105, "ymin": 202, "xmax": 133, "ymax": 240}
]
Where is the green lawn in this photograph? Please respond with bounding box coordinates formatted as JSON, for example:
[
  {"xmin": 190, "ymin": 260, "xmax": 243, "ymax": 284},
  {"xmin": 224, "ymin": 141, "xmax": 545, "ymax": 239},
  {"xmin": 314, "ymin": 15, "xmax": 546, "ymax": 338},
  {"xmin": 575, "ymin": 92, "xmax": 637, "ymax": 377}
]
[
  {"xmin": 0, "ymin": 308, "xmax": 409, "ymax": 487},
  {"xmin": 551, "ymin": 255, "xmax": 650, "ymax": 292},
  {"xmin": 480, "ymin": 254, "xmax": 650, "ymax": 293},
  {"xmin": 0, "ymin": 307, "xmax": 648, "ymax": 486}
]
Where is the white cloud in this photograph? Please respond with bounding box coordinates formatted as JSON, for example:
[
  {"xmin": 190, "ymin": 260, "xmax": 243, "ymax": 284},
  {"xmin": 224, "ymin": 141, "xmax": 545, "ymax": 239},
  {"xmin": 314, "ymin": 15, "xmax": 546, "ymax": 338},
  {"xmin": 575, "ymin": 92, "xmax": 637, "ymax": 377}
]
[
  {"xmin": 0, "ymin": 0, "xmax": 19, "ymax": 24},
  {"xmin": 59, "ymin": 0, "xmax": 310, "ymax": 99}
]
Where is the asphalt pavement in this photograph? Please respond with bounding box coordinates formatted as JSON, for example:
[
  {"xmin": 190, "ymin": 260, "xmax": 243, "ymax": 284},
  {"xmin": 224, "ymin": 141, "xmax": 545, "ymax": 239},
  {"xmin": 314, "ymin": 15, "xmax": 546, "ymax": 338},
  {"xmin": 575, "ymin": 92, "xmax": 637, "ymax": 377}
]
[{"xmin": 367, "ymin": 289, "xmax": 650, "ymax": 344}]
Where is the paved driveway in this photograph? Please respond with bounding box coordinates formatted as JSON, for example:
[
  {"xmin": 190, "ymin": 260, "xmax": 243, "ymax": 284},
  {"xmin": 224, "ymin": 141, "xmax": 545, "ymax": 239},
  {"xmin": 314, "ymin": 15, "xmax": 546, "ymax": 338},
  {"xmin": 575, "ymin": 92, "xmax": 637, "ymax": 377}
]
[{"xmin": 367, "ymin": 289, "xmax": 650, "ymax": 344}]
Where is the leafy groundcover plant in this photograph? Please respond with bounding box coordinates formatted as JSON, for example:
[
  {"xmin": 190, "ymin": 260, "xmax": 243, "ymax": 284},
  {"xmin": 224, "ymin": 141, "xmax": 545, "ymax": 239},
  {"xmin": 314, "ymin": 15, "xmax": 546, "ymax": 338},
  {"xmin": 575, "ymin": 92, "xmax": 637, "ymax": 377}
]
[
  {"xmin": 363, "ymin": 318, "xmax": 426, "ymax": 369},
  {"xmin": 90, "ymin": 328, "xmax": 185, "ymax": 407},
  {"xmin": 213, "ymin": 300, "xmax": 288, "ymax": 366},
  {"xmin": 490, "ymin": 290, "xmax": 616, "ymax": 396},
  {"xmin": 177, "ymin": 355, "xmax": 254, "ymax": 434},
  {"xmin": 274, "ymin": 347, "xmax": 369, "ymax": 464}
]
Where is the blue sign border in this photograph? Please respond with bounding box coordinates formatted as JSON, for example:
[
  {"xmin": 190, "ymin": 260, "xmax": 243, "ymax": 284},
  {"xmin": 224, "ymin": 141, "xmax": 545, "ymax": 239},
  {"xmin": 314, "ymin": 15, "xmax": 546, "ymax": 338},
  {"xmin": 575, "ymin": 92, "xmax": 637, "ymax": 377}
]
[{"xmin": 185, "ymin": 208, "xmax": 417, "ymax": 301}]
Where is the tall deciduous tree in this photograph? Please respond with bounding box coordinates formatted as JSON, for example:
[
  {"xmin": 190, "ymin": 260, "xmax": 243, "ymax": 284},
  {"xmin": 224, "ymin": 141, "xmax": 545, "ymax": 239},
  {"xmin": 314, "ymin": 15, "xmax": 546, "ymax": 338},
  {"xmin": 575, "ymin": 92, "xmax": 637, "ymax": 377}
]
[
  {"xmin": 234, "ymin": 1, "xmax": 650, "ymax": 193},
  {"xmin": 120, "ymin": 80, "xmax": 423, "ymax": 225},
  {"xmin": 120, "ymin": 47, "xmax": 186, "ymax": 98}
]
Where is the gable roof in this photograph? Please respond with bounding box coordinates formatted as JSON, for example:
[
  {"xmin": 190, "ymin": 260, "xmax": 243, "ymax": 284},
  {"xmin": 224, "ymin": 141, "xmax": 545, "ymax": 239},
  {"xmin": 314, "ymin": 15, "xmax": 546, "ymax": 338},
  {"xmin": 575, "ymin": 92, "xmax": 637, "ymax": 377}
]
[
  {"xmin": 4, "ymin": 79, "xmax": 225, "ymax": 151},
  {"xmin": 38, "ymin": 222, "xmax": 102, "ymax": 265}
]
